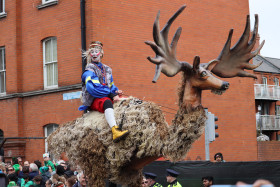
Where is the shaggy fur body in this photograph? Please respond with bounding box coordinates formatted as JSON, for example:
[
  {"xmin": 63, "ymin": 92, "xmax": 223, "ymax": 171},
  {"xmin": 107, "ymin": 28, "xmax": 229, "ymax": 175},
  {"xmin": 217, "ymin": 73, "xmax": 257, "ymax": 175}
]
[{"xmin": 48, "ymin": 95, "xmax": 206, "ymax": 186}]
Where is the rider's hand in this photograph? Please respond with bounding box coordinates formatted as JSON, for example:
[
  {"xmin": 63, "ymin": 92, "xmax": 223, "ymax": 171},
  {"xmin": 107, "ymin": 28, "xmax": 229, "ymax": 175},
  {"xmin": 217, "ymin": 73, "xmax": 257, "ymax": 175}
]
[
  {"xmin": 113, "ymin": 95, "xmax": 120, "ymax": 102},
  {"xmin": 116, "ymin": 90, "xmax": 123, "ymax": 96}
]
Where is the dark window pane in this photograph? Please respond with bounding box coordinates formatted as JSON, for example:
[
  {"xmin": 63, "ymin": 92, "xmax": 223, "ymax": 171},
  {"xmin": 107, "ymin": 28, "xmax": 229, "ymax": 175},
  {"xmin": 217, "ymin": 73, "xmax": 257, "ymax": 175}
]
[
  {"xmin": 0, "ymin": 0, "xmax": 3, "ymax": 13},
  {"xmin": 0, "ymin": 49, "xmax": 3, "ymax": 70},
  {"xmin": 0, "ymin": 72, "xmax": 5, "ymax": 93}
]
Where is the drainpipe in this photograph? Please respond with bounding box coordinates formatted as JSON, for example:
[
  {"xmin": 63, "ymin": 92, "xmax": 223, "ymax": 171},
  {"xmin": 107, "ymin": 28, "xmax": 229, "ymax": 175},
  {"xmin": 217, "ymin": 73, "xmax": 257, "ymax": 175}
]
[{"xmin": 81, "ymin": 0, "xmax": 86, "ymax": 72}]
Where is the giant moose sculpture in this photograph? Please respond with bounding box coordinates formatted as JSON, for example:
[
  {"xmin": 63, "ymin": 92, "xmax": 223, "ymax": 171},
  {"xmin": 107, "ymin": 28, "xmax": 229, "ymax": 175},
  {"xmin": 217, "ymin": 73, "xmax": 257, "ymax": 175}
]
[{"xmin": 48, "ymin": 5, "xmax": 264, "ymax": 187}]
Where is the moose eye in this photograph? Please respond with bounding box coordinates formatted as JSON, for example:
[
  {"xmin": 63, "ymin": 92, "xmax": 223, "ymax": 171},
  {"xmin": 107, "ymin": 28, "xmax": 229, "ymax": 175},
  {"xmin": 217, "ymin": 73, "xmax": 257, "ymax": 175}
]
[{"xmin": 201, "ymin": 71, "xmax": 207, "ymax": 77}]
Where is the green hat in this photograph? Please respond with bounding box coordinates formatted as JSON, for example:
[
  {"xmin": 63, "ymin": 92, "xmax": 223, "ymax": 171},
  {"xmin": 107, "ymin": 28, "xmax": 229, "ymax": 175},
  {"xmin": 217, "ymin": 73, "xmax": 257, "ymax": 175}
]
[
  {"xmin": 39, "ymin": 166, "xmax": 49, "ymax": 174},
  {"xmin": 7, "ymin": 181, "xmax": 17, "ymax": 187}
]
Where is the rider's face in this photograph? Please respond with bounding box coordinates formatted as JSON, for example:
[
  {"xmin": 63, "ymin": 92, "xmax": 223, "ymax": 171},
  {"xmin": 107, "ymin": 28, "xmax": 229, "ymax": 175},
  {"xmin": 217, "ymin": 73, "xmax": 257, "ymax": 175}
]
[{"xmin": 90, "ymin": 48, "xmax": 102, "ymax": 63}]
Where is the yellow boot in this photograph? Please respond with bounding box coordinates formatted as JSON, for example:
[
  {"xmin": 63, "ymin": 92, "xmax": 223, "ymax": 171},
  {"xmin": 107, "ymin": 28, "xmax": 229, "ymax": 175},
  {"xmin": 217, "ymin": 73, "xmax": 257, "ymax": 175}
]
[{"xmin": 112, "ymin": 126, "xmax": 129, "ymax": 143}]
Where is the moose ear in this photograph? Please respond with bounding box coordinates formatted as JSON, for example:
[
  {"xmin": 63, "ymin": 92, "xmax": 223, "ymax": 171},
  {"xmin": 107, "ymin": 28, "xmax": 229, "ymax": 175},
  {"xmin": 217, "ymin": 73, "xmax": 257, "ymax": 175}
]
[
  {"xmin": 192, "ymin": 56, "xmax": 200, "ymax": 71},
  {"xmin": 205, "ymin": 59, "xmax": 219, "ymax": 71}
]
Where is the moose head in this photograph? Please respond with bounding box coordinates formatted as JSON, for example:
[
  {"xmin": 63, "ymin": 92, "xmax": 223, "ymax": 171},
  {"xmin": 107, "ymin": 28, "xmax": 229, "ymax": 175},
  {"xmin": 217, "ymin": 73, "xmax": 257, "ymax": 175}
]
[{"xmin": 145, "ymin": 5, "xmax": 264, "ymax": 108}]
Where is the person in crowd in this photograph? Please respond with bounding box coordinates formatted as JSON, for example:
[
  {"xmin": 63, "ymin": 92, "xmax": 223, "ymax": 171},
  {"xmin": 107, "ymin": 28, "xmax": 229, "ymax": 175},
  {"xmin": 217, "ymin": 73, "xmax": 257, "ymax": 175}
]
[
  {"xmin": 202, "ymin": 176, "xmax": 214, "ymax": 187},
  {"xmin": 7, "ymin": 166, "xmax": 15, "ymax": 175},
  {"xmin": 29, "ymin": 163, "xmax": 39, "ymax": 181},
  {"xmin": 52, "ymin": 173, "xmax": 66, "ymax": 187},
  {"xmin": 66, "ymin": 176, "xmax": 77, "ymax": 187},
  {"xmin": 166, "ymin": 169, "xmax": 182, "ymax": 187},
  {"xmin": 6, "ymin": 161, "xmax": 12, "ymax": 167},
  {"xmin": 45, "ymin": 179, "xmax": 52, "ymax": 187},
  {"xmin": 0, "ymin": 155, "xmax": 5, "ymax": 167},
  {"xmin": 144, "ymin": 172, "xmax": 163, "ymax": 187},
  {"xmin": 7, "ymin": 172, "xmax": 18, "ymax": 187},
  {"xmin": 24, "ymin": 161, "xmax": 30, "ymax": 167},
  {"xmin": 214, "ymin": 152, "xmax": 225, "ymax": 162},
  {"xmin": 34, "ymin": 160, "xmax": 41, "ymax": 169},
  {"xmin": 12, "ymin": 157, "xmax": 21, "ymax": 174},
  {"xmin": 18, "ymin": 166, "xmax": 30, "ymax": 186},
  {"xmin": 21, "ymin": 174, "xmax": 30, "ymax": 187},
  {"xmin": 0, "ymin": 168, "xmax": 8, "ymax": 186},
  {"xmin": 0, "ymin": 163, "xmax": 6, "ymax": 174},
  {"xmin": 56, "ymin": 164, "xmax": 66, "ymax": 176},
  {"xmin": 43, "ymin": 153, "xmax": 56, "ymax": 172},
  {"xmin": 79, "ymin": 41, "xmax": 129, "ymax": 143},
  {"xmin": 39, "ymin": 166, "xmax": 51, "ymax": 185},
  {"xmin": 73, "ymin": 171, "xmax": 87, "ymax": 187},
  {"xmin": 142, "ymin": 177, "xmax": 148, "ymax": 187},
  {"xmin": 17, "ymin": 157, "xmax": 23, "ymax": 166},
  {"xmin": 64, "ymin": 164, "xmax": 76, "ymax": 179},
  {"xmin": 18, "ymin": 166, "xmax": 30, "ymax": 178},
  {"xmin": 33, "ymin": 175, "xmax": 44, "ymax": 187}
]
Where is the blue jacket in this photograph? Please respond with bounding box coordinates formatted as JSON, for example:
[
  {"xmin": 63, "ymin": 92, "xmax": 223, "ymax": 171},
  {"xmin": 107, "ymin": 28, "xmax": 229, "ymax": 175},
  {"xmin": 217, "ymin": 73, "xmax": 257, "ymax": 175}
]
[
  {"xmin": 79, "ymin": 62, "xmax": 118, "ymax": 111},
  {"xmin": 28, "ymin": 171, "xmax": 38, "ymax": 181}
]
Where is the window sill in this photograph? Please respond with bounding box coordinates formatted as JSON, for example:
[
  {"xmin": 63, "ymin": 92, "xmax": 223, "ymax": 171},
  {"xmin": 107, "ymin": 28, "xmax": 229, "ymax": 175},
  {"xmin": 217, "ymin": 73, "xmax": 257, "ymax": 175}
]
[
  {"xmin": 37, "ymin": 0, "xmax": 58, "ymax": 10},
  {"xmin": 0, "ymin": 12, "xmax": 7, "ymax": 19},
  {"xmin": 44, "ymin": 85, "xmax": 58, "ymax": 90}
]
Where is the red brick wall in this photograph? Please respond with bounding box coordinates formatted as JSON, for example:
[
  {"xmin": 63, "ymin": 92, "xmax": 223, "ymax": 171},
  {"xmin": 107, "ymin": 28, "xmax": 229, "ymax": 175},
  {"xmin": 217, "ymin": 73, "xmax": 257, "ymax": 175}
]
[
  {"xmin": 258, "ymin": 141, "xmax": 280, "ymax": 160},
  {"xmin": 19, "ymin": 0, "xmax": 82, "ymax": 92},
  {"xmin": 0, "ymin": 0, "xmax": 262, "ymax": 162},
  {"xmin": 22, "ymin": 91, "xmax": 82, "ymax": 162}
]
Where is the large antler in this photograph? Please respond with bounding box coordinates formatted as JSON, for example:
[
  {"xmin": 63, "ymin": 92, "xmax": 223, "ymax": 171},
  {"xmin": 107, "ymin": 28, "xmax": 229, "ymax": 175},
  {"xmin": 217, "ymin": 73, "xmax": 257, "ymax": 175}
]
[
  {"xmin": 145, "ymin": 5, "xmax": 191, "ymax": 83},
  {"xmin": 210, "ymin": 15, "xmax": 265, "ymax": 78}
]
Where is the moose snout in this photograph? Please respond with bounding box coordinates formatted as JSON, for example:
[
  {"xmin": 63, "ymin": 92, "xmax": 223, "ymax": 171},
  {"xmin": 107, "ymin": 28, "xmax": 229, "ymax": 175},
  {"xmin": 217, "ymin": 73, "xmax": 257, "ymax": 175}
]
[{"xmin": 221, "ymin": 81, "xmax": 230, "ymax": 90}]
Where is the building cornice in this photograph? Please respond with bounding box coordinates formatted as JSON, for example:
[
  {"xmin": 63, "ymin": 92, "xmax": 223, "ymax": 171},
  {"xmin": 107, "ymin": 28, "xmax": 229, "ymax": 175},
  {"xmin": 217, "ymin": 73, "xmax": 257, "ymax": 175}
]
[{"xmin": 0, "ymin": 84, "xmax": 82, "ymax": 100}]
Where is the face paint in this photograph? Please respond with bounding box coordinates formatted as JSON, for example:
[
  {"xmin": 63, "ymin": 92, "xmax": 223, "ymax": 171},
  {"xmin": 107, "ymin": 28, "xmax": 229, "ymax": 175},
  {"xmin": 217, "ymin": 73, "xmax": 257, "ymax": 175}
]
[{"xmin": 90, "ymin": 48, "xmax": 102, "ymax": 63}]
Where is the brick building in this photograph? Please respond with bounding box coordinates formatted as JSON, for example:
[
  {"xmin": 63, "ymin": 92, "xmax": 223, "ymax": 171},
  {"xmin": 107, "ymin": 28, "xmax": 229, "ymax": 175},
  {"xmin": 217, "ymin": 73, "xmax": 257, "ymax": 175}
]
[
  {"xmin": 0, "ymin": 0, "xmax": 278, "ymax": 162},
  {"xmin": 253, "ymin": 55, "xmax": 280, "ymax": 160}
]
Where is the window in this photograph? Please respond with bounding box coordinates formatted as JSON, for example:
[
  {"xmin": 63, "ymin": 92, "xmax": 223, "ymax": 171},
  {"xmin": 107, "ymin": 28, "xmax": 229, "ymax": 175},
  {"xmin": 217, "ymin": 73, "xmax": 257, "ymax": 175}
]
[
  {"xmin": 274, "ymin": 78, "xmax": 279, "ymax": 86},
  {"xmin": 276, "ymin": 105, "xmax": 280, "ymax": 115},
  {"xmin": 0, "ymin": 0, "xmax": 5, "ymax": 14},
  {"xmin": 262, "ymin": 77, "xmax": 267, "ymax": 85},
  {"xmin": 0, "ymin": 47, "xmax": 5, "ymax": 94},
  {"xmin": 43, "ymin": 37, "xmax": 58, "ymax": 89},
  {"xmin": 44, "ymin": 123, "xmax": 59, "ymax": 153},
  {"xmin": 0, "ymin": 129, "xmax": 3, "ymax": 144}
]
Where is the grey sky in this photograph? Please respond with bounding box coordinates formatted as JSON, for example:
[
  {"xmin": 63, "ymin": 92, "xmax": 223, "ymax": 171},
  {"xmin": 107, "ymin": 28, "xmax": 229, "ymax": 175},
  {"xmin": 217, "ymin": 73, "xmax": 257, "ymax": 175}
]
[{"xmin": 249, "ymin": 0, "xmax": 280, "ymax": 59}]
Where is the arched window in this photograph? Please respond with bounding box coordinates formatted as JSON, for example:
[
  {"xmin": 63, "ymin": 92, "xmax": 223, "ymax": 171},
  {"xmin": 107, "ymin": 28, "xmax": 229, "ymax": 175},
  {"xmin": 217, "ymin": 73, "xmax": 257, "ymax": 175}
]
[
  {"xmin": 43, "ymin": 37, "xmax": 58, "ymax": 89},
  {"xmin": 44, "ymin": 123, "xmax": 59, "ymax": 153}
]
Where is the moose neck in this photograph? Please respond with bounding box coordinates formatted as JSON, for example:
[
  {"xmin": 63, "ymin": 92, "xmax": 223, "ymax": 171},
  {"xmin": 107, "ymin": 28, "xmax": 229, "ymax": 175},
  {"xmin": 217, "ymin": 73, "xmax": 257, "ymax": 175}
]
[
  {"xmin": 183, "ymin": 81, "xmax": 202, "ymax": 109},
  {"xmin": 178, "ymin": 70, "xmax": 202, "ymax": 111}
]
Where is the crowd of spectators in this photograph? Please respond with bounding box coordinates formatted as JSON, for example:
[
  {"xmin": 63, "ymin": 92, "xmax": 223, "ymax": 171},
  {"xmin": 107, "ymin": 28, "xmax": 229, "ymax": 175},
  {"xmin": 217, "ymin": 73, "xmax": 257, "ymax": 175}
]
[{"xmin": 0, "ymin": 153, "xmax": 88, "ymax": 187}]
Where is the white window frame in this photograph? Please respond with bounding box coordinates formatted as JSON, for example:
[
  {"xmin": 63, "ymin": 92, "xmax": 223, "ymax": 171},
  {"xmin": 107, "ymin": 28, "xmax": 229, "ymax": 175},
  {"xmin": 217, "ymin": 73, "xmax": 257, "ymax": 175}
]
[
  {"xmin": 0, "ymin": 47, "xmax": 6, "ymax": 95},
  {"xmin": 43, "ymin": 37, "xmax": 58, "ymax": 89},
  {"xmin": 0, "ymin": 0, "xmax": 5, "ymax": 15},
  {"xmin": 44, "ymin": 123, "xmax": 59, "ymax": 153},
  {"xmin": 42, "ymin": 0, "xmax": 57, "ymax": 4}
]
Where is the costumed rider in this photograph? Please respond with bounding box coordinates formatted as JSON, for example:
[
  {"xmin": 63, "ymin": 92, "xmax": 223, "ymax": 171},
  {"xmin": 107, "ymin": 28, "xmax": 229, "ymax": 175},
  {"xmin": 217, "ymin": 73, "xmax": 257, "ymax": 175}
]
[
  {"xmin": 166, "ymin": 169, "xmax": 182, "ymax": 187},
  {"xmin": 79, "ymin": 41, "xmax": 129, "ymax": 143},
  {"xmin": 144, "ymin": 172, "xmax": 163, "ymax": 187}
]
